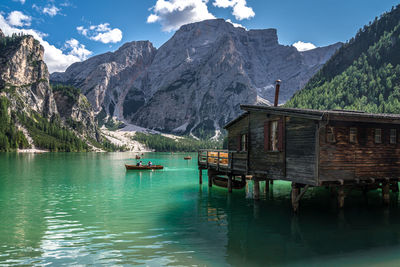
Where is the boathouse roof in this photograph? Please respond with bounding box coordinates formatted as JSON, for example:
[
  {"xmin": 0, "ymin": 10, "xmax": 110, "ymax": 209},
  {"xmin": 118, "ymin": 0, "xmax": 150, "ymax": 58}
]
[{"xmin": 224, "ymin": 105, "xmax": 400, "ymax": 129}]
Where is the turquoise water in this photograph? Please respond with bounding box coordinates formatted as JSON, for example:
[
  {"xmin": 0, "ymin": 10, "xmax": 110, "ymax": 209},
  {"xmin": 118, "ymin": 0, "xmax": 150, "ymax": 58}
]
[{"xmin": 1, "ymin": 153, "xmax": 400, "ymax": 266}]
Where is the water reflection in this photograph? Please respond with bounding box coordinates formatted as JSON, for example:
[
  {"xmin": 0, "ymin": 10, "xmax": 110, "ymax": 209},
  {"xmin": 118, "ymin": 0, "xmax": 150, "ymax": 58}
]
[{"xmin": 2, "ymin": 153, "xmax": 400, "ymax": 265}]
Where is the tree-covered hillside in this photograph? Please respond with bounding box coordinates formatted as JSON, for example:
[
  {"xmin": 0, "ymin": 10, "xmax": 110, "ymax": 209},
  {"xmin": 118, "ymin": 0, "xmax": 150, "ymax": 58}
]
[{"xmin": 286, "ymin": 5, "xmax": 400, "ymax": 113}]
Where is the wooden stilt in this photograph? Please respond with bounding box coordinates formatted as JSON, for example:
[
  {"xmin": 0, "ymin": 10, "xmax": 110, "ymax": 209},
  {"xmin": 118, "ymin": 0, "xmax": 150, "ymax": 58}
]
[
  {"xmin": 208, "ymin": 170, "xmax": 213, "ymax": 187},
  {"xmin": 382, "ymin": 182, "xmax": 390, "ymax": 205},
  {"xmin": 337, "ymin": 186, "xmax": 345, "ymax": 209},
  {"xmin": 291, "ymin": 183, "xmax": 299, "ymax": 212},
  {"xmin": 253, "ymin": 177, "xmax": 260, "ymax": 200},
  {"xmin": 241, "ymin": 175, "xmax": 246, "ymax": 183},
  {"xmin": 228, "ymin": 174, "xmax": 233, "ymax": 193},
  {"xmin": 391, "ymin": 181, "xmax": 399, "ymax": 193},
  {"xmin": 199, "ymin": 168, "xmax": 203, "ymax": 185},
  {"xmin": 264, "ymin": 179, "xmax": 270, "ymax": 193},
  {"xmin": 270, "ymin": 180, "xmax": 274, "ymax": 185}
]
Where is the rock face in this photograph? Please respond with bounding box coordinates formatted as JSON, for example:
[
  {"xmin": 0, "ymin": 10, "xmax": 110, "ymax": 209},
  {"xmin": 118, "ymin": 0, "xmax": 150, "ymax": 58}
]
[
  {"xmin": 51, "ymin": 19, "xmax": 342, "ymax": 137},
  {"xmin": 0, "ymin": 32, "xmax": 100, "ymax": 143},
  {"xmin": 51, "ymin": 41, "xmax": 156, "ymax": 118},
  {"xmin": 0, "ymin": 34, "xmax": 57, "ymax": 116}
]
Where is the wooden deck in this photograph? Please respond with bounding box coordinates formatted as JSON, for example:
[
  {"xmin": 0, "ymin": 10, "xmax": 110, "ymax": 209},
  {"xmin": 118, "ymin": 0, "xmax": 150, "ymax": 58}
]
[{"xmin": 198, "ymin": 149, "xmax": 248, "ymax": 174}]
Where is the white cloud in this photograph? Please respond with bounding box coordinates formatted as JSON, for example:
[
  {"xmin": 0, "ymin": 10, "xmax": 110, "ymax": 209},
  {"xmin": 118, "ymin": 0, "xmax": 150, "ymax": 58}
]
[
  {"xmin": 226, "ymin": 19, "xmax": 245, "ymax": 29},
  {"xmin": 33, "ymin": 4, "xmax": 61, "ymax": 17},
  {"xmin": 292, "ymin": 41, "xmax": 317, "ymax": 52},
  {"xmin": 213, "ymin": 0, "xmax": 254, "ymax": 20},
  {"xmin": 7, "ymin": 11, "xmax": 31, "ymax": 27},
  {"xmin": 65, "ymin": 38, "xmax": 92, "ymax": 59},
  {"xmin": 77, "ymin": 23, "xmax": 123, "ymax": 44},
  {"xmin": 147, "ymin": 0, "xmax": 215, "ymax": 32},
  {"xmin": 0, "ymin": 12, "xmax": 92, "ymax": 73},
  {"xmin": 13, "ymin": 0, "xmax": 25, "ymax": 4},
  {"xmin": 43, "ymin": 5, "xmax": 60, "ymax": 17}
]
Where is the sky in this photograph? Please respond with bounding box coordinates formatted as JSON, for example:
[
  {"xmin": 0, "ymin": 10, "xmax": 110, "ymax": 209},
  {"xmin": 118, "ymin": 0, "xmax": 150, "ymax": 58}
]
[{"xmin": 0, "ymin": 0, "xmax": 398, "ymax": 73}]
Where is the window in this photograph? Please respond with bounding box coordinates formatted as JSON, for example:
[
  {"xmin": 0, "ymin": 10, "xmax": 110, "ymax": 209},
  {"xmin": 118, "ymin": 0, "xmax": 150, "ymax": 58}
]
[
  {"xmin": 326, "ymin": 127, "xmax": 335, "ymax": 143},
  {"xmin": 270, "ymin": 121, "xmax": 278, "ymax": 151},
  {"xmin": 349, "ymin": 127, "xmax": 357, "ymax": 143},
  {"xmin": 390, "ymin": 129, "xmax": 397, "ymax": 144},
  {"xmin": 240, "ymin": 134, "xmax": 247, "ymax": 151},
  {"xmin": 374, "ymin": 128, "xmax": 382, "ymax": 144},
  {"xmin": 264, "ymin": 118, "xmax": 284, "ymax": 152}
]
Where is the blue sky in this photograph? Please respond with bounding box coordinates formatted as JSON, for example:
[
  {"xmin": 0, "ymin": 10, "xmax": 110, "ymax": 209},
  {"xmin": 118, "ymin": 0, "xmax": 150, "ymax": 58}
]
[{"xmin": 0, "ymin": 0, "xmax": 398, "ymax": 72}]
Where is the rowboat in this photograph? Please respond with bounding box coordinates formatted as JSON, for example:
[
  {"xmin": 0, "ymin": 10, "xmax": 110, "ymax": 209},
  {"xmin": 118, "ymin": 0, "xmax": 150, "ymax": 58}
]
[
  {"xmin": 125, "ymin": 164, "xmax": 164, "ymax": 170},
  {"xmin": 212, "ymin": 176, "xmax": 246, "ymax": 189},
  {"xmin": 184, "ymin": 156, "xmax": 192, "ymax": 160}
]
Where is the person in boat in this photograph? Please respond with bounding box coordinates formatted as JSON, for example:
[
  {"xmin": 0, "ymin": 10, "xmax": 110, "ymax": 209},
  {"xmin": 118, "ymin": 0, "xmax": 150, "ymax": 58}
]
[
  {"xmin": 136, "ymin": 161, "xmax": 140, "ymax": 166},
  {"xmin": 139, "ymin": 161, "xmax": 142, "ymax": 166},
  {"xmin": 148, "ymin": 161, "xmax": 152, "ymax": 167}
]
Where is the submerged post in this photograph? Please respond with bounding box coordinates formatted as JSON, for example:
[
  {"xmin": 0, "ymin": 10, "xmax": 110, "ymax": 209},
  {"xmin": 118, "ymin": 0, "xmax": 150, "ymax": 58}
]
[
  {"xmin": 382, "ymin": 181, "xmax": 390, "ymax": 205},
  {"xmin": 254, "ymin": 177, "xmax": 260, "ymax": 200},
  {"xmin": 208, "ymin": 170, "xmax": 213, "ymax": 187},
  {"xmin": 228, "ymin": 174, "xmax": 233, "ymax": 193},
  {"xmin": 338, "ymin": 186, "xmax": 345, "ymax": 209},
  {"xmin": 199, "ymin": 168, "xmax": 203, "ymax": 184},
  {"xmin": 291, "ymin": 183, "xmax": 300, "ymax": 212}
]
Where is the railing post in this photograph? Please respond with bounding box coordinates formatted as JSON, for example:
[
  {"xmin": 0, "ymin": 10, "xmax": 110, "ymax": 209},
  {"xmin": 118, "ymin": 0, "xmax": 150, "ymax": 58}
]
[
  {"xmin": 206, "ymin": 151, "xmax": 209, "ymax": 169},
  {"xmin": 217, "ymin": 152, "xmax": 220, "ymax": 171}
]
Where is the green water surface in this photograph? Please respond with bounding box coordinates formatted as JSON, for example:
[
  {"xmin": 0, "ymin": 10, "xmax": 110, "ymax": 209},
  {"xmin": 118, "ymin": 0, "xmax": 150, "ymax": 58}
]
[{"xmin": 1, "ymin": 152, "xmax": 400, "ymax": 266}]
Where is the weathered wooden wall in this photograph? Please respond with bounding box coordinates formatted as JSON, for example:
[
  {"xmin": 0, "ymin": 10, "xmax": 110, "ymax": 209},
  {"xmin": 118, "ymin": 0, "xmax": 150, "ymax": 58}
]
[
  {"xmin": 285, "ymin": 117, "xmax": 317, "ymax": 185},
  {"xmin": 227, "ymin": 115, "xmax": 248, "ymax": 152},
  {"xmin": 319, "ymin": 121, "xmax": 400, "ymax": 183},
  {"xmin": 248, "ymin": 112, "xmax": 285, "ymax": 179}
]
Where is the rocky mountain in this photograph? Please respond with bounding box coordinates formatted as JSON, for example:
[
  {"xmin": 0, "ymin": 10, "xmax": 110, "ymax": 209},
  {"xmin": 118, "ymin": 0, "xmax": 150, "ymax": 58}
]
[
  {"xmin": 286, "ymin": 4, "xmax": 400, "ymax": 113},
  {"xmin": 51, "ymin": 19, "xmax": 342, "ymax": 138},
  {"xmin": 51, "ymin": 41, "xmax": 156, "ymax": 119},
  {"xmin": 0, "ymin": 31, "xmax": 101, "ymax": 151}
]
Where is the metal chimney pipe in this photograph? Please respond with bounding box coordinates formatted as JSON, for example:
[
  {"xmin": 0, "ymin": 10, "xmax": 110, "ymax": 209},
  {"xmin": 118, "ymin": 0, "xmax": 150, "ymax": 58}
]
[{"xmin": 274, "ymin": 79, "xmax": 281, "ymax": 107}]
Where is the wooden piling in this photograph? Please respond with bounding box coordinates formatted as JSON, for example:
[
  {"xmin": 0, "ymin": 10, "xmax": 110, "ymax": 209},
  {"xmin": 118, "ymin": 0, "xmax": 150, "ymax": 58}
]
[
  {"xmin": 253, "ymin": 177, "xmax": 260, "ymax": 200},
  {"xmin": 228, "ymin": 174, "xmax": 233, "ymax": 193},
  {"xmin": 337, "ymin": 186, "xmax": 345, "ymax": 209},
  {"xmin": 264, "ymin": 179, "xmax": 270, "ymax": 193},
  {"xmin": 382, "ymin": 182, "xmax": 390, "ymax": 205},
  {"xmin": 208, "ymin": 170, "xmax": 213, "ymax": 187},
  {"xmin": 291, "ymin": 183, "xmax": 299, "ymax": 212},
  {"xmin": 199, "ymin": 168, "xmax": 203, "ymax": 185}
]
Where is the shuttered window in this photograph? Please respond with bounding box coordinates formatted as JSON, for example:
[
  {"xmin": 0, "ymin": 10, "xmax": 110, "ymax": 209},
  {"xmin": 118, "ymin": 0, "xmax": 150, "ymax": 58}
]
[
  {"xmin": 241, "ymin": 134, "xmax": 247, "ymax": 151},
  {"xmin": 374, "ymin": 128, "xmax": 382, "ymax": 144},
  {"xmin": 264, "ymin": 121, "xmax": 269, "ymax": 151},
  {"xmin": 390, "ymin": 129, "xmax": 397, "ymax": 144},
  {"xmin": 326, "ymin": 127, "xmax": 335, "ymax": 143},
  {"xmin": 264, "ymin": 118, "xmax": 284, "ymax": 152},
  {"xmin": 349, "ymin": 127, "xmax": 357, "ymax": 143}
]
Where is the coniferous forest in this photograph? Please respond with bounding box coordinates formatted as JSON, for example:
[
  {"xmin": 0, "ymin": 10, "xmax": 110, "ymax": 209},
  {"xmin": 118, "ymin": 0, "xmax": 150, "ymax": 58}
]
[{"xmin": 286, "ymin": 5, "xmax": 400, "ymax": 113}]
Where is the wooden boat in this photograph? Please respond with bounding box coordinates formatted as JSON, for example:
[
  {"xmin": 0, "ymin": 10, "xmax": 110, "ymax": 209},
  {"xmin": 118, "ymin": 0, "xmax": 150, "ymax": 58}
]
[
  {"xmin": 125, "ymin": 164, "xmax": 164, "ymax": 170},
  {"xmin": 184, "ymin": 156, "xmax": 192, "ymax": 160},
  {"xmin": 212, "ymin": 176, "xmax": 246, "ymax": 189},
  {"xmin": 135, "ymin": 155, "xmax": 141, "ymax": 159}
]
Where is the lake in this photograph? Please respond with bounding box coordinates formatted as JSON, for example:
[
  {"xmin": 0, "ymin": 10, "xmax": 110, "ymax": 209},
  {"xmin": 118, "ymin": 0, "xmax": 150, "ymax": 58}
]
[{"xmin": 1, "ymin": 152, "xmax": 400, "ymax": 266}]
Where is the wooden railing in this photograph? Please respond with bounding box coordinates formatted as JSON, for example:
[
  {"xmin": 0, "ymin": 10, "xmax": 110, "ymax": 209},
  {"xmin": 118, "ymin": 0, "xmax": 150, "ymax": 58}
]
[{"xmin": 198, "ymin": 149, "xmax": 247, "ymax": 173}]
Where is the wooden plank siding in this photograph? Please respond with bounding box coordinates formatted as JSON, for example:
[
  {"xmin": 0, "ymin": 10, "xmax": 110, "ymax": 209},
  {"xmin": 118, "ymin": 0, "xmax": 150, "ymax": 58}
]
[
  {"xmin": 285, "ymin": 117, "xmax": 317, "ymax": 185},
  {"xmin": 319, "ymin": 121, "xmax": 400, "ymax": 183},
  {"xmin": 248, "ymin": 112, "xmax": 285, "ymax": 178}
]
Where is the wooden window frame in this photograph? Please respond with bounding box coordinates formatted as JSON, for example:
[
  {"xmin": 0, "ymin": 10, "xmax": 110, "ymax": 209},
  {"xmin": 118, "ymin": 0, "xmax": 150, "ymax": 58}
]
[
  {"xmin": 374, "ymin": 128, "xmax": 382, "ymax": 144},
  {"xmin": 349, "ymin": 127, "xmax": 357, "ymax": 144},
  {"xmin": 390, "ymin": 129, "xmax": 397, "ymax": 144},
  {"xmin": 326, "ymin": 126, "xmax": 336, "ymax": 143},
  {"xmin": 240, "ymin": 133, "xmax": 248, "ymax": 152},
  {"xmin": 264, "ymin": 117, "xmax": 284, "ymax": 152}
]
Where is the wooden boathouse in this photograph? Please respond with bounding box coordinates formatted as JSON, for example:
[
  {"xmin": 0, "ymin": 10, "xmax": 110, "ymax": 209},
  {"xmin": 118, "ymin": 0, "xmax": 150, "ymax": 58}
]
[{"xmin": 198, "ymin": 105, "xmax": 400, "ymax": 211}]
